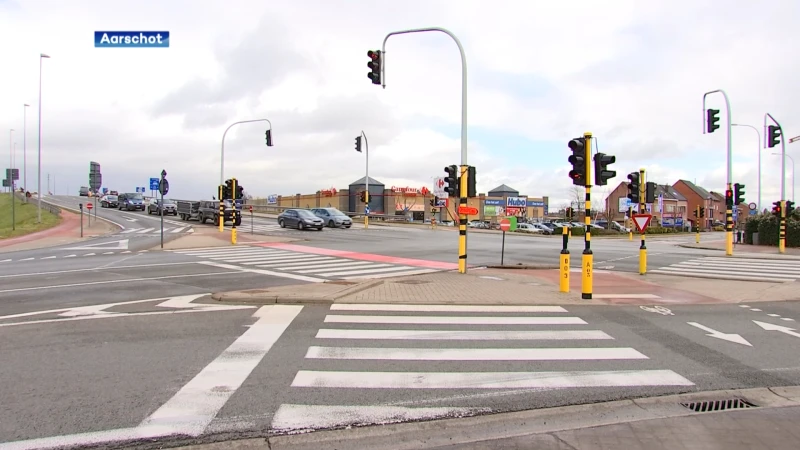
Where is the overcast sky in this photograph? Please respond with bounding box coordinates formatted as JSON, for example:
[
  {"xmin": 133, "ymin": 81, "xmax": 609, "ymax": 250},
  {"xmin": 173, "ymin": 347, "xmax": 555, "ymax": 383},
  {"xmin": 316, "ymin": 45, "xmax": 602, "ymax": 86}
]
[{"xmin": 1, "ymin": 0, "xmax": 798, "ymax": 209}]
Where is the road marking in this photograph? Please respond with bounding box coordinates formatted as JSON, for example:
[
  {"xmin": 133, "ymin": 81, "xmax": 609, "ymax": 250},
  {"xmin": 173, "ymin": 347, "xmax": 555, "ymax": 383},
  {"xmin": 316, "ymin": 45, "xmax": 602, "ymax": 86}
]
[
  {"xmin": 330, "ymin": 304, "xmax": 568, "ymax": 313},
  {"xmin": 0, "ymin": 259, "xmax": 10, "ymax": 263},
  {"xmin": 753, "ymin": 320, "xmax": 800, "ymax": 339},
  {"xmin": 83, "ymin": 253, "xmax": 96, "ymax": 256},
  {"xmin": 687, "ymin": 322, "xmax": 752, "ymax": 346},
  {"xmin": 271, "ymin": 404, "xmax": 489, "ymax": 433},
  {"xmin": 0, "ymin": 271, "xmax": 235, "ymax": 293},
  {"xmin": 19, "ymin": 258, "xmax": 34, "ymax": 261},
  {"xmin": 323, "ymin": 315, "xmax": 587, "ymax": 325},
  {"xmin": 315, "ymin": 329, "xmax": 614, "ymax": 340},
  {"xmin": 61, "ymin": 239, "xmax": 129, "ymax": 251},
  {"xmin": 40, "ymin": 256, "xmax": 56, "ymax": 260},
  {"xmin": 290, "ymin": 370, "xmax": 695, "ymax": 389},
  {"xmin": 137, "ymin": 305, "xmax": 302, "ymax": 437},
  {"xmin": 197, "ymin": 261, "xmax": 325, "ymax": 283},
  {"xmin": 592, "ymin": 294, "xmax": 661, "ymax": 299},
  {"xmin": 0, "ymin": 307, "xmax": 254, "ymax": 328},
  {"xmin": 0, "ymin": 262, "xmax": 203, "ymax": 279},
  {"xmin": 305, "ymin": 346, "xmax": 649, "ymax": 361}
]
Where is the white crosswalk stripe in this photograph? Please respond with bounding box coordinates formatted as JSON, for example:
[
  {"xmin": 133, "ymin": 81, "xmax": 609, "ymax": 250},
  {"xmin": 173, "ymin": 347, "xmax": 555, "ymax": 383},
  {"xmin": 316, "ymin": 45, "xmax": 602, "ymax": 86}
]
[
  {"xmin": 224, "ymin": 223, "xmax": 287, "ymax": 234},
  {"xmin": 169, "ymin": 246, "xmax": 441, "ymax": 279},
  {"xmin": 270, "ymin": 303, "xmax": 694, "ymax": 433},
  {"xmin": 650, "ymin": 256, "xmax": 800, "ymax": 282},
  {"xmin": 116, "ymin": 226, "xmax": 194, "ymax": 235}
]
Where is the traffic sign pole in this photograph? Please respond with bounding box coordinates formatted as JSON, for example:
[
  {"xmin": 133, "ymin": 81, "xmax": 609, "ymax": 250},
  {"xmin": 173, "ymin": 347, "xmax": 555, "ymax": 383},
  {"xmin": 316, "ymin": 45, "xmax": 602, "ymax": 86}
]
[
  {"xmin": 581, "ymin": 132, "xmax": 593, "ymax": 301},
  {"xmin": 79, "ymin": 203, "xmax": 84, "ymax": 237},
  {"xmin": 458, "ymin": 165, "xmax": 469, "ymax": 274},
  {"xmin": 499, "ymin": 218, "xmax": 511, "ymax": 266}
]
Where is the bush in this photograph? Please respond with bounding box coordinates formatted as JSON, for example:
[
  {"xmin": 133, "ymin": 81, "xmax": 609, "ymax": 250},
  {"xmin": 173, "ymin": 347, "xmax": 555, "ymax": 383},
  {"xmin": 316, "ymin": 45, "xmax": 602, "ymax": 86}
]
[{"xmin": 745, "ymin": 213, "xmax": 800, "ymax": 247}]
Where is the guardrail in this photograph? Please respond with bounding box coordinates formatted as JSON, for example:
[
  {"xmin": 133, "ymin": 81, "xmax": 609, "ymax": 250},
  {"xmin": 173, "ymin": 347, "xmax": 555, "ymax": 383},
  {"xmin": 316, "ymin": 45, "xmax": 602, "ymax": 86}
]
[{"xmin": 11, "ymin": 192, "xmax": 62, "ymax": 216}]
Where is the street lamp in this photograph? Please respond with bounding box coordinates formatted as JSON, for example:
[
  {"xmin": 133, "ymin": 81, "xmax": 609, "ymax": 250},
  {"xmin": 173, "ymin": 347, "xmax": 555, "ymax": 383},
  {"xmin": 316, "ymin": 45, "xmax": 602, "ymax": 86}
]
[
  {"xmin": 220, "ymin": 118, "xmax": 273, "ymax": 185},
  {"xmin": 8, "ymin": 129, "xmax": 13, "ymax": 193},
  {"xmin": 772, "ymin": 152, "xmax": 795, "ymax": 201},
  {"xmin": 37, "ymin": 53, "xmax": 50, "ymax": 223},
  {"xmin": 732, "ymin": 123, "xmax": 762, "ymax": 210},
  {"xmin": 23, "ymin": 104, "xmax": 29, "ymax": 192}
]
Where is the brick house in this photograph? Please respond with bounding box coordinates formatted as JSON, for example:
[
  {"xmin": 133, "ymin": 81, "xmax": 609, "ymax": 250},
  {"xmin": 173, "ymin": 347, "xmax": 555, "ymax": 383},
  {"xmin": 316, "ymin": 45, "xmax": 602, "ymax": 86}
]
[
  {"xmin": 672, "ymin": 180, "xmax": 714, "ymax": 229},
  {"xmin": 604, "ymin": 181, "xmax": 630, "ymax": 221},
  {"xmin": 709, "ymin": 191, "xmax": 726, "ymax": 224},
  {"xmin": 653, "ymin": 184, "xmax": 689, "ymax": 228}
]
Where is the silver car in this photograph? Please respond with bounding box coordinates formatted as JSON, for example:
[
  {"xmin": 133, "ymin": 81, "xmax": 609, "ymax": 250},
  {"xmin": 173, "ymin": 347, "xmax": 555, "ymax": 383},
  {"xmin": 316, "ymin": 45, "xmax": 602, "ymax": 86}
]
[{"xmin": 311, "ymin": 207, "xmax": 353, "ymax": 228}]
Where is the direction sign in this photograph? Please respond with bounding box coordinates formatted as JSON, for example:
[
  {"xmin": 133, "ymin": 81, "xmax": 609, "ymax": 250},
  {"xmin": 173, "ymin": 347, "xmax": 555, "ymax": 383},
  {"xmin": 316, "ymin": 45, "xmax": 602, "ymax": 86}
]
[
  {"xmin": 458, "ymin": 206, "xmax": 478, "ymax": 215},
  {"xmin": 632, "ymin": 214, "xmax": 652, "ymax": 233},
  {"xmin": 433, "ymin": 177, "xmax": 448, "ymax": 198},
  {"xmin": 150, "ymin": 178, "xmax": 159, "ymax": 191},
  {"xmin": 500, "ymin": 218, "xmax": 510, "ymax": 231}
]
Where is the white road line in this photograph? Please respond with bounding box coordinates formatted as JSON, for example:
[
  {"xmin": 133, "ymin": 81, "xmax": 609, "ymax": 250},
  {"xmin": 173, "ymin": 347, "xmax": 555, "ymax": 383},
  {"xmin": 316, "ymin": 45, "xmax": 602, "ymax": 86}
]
[
  {"xmin": 0, "ymin": 262, "xmax": 204, "ymax": 279},
  {"xmin": 271, "ymin": 404, "xmax": 488, "ymax": 433},
  {"xmin": 290, "ymin": 370, "xmax": 695, "ymax": 389},
  {"xmin": 64, "ymin": 255, "xmax": 76, "ymax": 258},
  {"xmin": 0, "ymin": 307, "xmax": 254, "ymax": 329},
  {"xmin": 330, "ymin": 304, "xmax": 569, "ymax": 313},
  {"xmin": 103, "ymin": 252, "xmax": 115, "ymax": 255},
  {"xmin": 0, "ymin": 272, "xmax": 235, "ymax": 294},
  {"xmin": 40, "ymin": 256, "xmax": 56, "ymax": 260},
  {"xmin": 324, "ymin": 315, "xmax": 587, "ymax": 325},
  {"xmin": 315, "ymin": 329, "xmax": 614, "ymax": 340},
  {"xmin": 0, "ymin": 259, "xmax": 10, "ymax": 263},
  {"xmin": 240, "ymin": 255, "xmax": 317, "ymax": 264},
  {"xmin": 83, "ymin": 253, "xmax": 95, "ymax": 256},
  {"xmin": 138, "ymin": 228, "xmax": 155, "ymax": 233},
  {"xmin": 137, "ymin": 305, "xmax": 302, "ymax": 437},
  {"xmin": 19, "ymin": 258, "xmax": 34, "ymax": 261},
  {"xmin": 305, "ymin": 346, "xmax": 648, "ymax": 361},
  {"xmin": 212, "ymin": 253, "xmax": 297, "ymax": 262},
  {"xmin": 119, "ymin": 229, "xmax": 138, "ymax": 234},
  {"xmin": 259, "ymin": 258, "xmax": 340, "ymax": 268},
  {"xmin": 197, "ymin": 261, "xmax": 325, "ymax": 283},
  {"xmin": 170, "ymin": 246, "xmax": 256, "ymax": 252}
]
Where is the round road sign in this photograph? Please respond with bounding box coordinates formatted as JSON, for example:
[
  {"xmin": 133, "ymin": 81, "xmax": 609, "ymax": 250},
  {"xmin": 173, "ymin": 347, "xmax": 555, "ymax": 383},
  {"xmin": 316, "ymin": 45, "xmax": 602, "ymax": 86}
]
[
  {"xmin": 748, "ymin": 202, "xmax": 757, "ymax": 211},
  {"xmin": 86, "ymin": 202, "xmax": 93, "ymax": 210},
  {"xmin": 500, "ymin": 218, "xmax": 510, "ymax": 231}
]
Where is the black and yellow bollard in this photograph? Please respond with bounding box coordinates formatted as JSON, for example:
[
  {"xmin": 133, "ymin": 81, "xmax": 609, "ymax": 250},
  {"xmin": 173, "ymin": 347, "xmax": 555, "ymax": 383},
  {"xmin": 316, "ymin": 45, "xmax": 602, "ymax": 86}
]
[
  {"xmin": 231, "ymin": 178, "xmax": 238, "ymax": 245},
  {"xmin": 218, "ymin": 184, "xmax": 224, "ymax": 233},
  {"xmin": 560, "ymin": 225, "xmax": 570, "ymax": 293},
  {"xmin": 638, "ymin": 168, "xmax": 647, "ymax": 275},
  {"xmin": 581, "ymin": 132, "xmax": 593, "ymax": 300}
]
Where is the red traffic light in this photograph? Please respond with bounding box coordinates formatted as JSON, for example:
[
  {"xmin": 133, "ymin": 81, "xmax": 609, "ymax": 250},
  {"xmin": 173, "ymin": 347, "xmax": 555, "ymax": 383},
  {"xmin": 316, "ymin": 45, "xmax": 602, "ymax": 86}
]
[{"xmin": 368, "ymin": 50, "xmax": 379, "ymax": 61}]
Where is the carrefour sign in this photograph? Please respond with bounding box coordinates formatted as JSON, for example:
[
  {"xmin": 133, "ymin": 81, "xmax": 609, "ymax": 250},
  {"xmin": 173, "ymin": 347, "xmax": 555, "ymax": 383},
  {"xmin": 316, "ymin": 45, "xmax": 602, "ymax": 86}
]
[{"xmin": 506, "ymin": 197, "xmax": 527, "ymax": 207}]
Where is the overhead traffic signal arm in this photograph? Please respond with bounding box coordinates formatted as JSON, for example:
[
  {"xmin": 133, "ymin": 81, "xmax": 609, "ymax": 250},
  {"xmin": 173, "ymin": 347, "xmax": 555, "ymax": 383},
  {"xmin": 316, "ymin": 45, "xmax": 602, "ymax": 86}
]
[
  {"xmin": 367, "ymin": 50, "xmax": 382, "ymax": 85},
  {"xmin": 568, "ymin": 138, "xmax": 587, "ymax": 186}
]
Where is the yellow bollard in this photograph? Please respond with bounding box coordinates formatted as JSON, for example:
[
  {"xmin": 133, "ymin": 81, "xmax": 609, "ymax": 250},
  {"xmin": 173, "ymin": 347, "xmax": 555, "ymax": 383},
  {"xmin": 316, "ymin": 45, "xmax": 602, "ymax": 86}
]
[
  {"xmin": 696, "ymin": 232, "xmax": 700, "ymax": 244},
  {"xmin": 560, "ymin": 252, "xmax": 570, "ymax": 293},
  {"xmin": 629, "ymin": 231, "xmax": 632, "ymax": 241},
  {"xmin": 231, "ymin": 227, "xmax": 237, "ymax": 245},
  {"xmin": 639, "ymin": 235, "xmax": 647, "ymax": 275}
]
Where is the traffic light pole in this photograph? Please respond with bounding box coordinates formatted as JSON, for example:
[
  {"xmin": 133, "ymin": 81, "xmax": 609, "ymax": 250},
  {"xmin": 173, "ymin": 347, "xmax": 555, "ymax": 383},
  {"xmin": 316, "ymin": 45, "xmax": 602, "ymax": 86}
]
[
  {"xmin": 779, "ymin": 200, "xmax": 787, "ymax": 254},
  {"xmin": 764, "ymin": 113, "xmax": 786, "ymax": 205},
  {"xmin": 362, "ymin": 130, "xmax": 370, "ymax": 230},
  {"xmin": 220, "ymin": 118, "xmax": 272, "ymax": 186},
  {"xmin": 459, "ymin": 165, "xmax": 469, "ymax": 274},
  {"xmin": 381, "ymin": 27, "xmax": 469, "ymax": 273},
  {"xmin": 703, "ymin": 89, "xmax": 733, "ymax": 256},
  {"xmin": 732, "ymin": 124, "xmax": 762, "ymax": 211},
  {"xmin": 218, "ymin": 184, "xmax": 224, "ymax": 233},
  {"xmin": 581, "ymin": 132, "xmax": 593, "ymax": 300},
  {"xmin": 639, "ymin": 168, "xmax": 647, "ymax": 275},
  {"xmin": 231, "ymin": 178, "xmax": 238, "ymax": 245},
  {"xmin": 695, "ymin": 206, "xmax": 700, "ymax": 244}
]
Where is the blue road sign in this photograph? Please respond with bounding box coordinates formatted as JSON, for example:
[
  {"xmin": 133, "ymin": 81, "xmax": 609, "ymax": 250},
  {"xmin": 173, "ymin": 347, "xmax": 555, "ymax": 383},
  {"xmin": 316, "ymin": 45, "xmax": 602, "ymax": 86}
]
[
  {"xmin": 365, "ymin": 205, "xmax": 370, "ymax": 215},
  {"xmin": 267, "ymin": 194, "xmax": 278, "ymax": 205},
  {"xmin": 140, "ymin": 186, "xmax": 145, "ymax": 193},
  {"xmin": 150, "ymin": 178, "xmax": 159, "ymax": 191},
  {"xmin": 135, "ymin": 187, "xmax": 140, "ymax": 193}
]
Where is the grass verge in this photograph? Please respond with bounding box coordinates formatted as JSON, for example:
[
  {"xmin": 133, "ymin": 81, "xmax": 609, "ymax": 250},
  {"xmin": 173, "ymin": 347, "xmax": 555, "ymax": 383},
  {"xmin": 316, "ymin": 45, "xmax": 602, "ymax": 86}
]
[{"xmin": 0, "ymin": 193, "xmax": 61, "ymax": 239}]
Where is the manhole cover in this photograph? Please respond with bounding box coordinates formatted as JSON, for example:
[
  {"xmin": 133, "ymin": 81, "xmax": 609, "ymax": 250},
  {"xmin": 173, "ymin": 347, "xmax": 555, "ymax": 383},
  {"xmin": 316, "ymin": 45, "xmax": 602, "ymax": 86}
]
[
  {"xmin": 393, "ymin": 280, "xmax": 431, "ymax": 285},
  {"xmin": 680, "ymin": 398, "xmax": 757, "ymax": 413}
]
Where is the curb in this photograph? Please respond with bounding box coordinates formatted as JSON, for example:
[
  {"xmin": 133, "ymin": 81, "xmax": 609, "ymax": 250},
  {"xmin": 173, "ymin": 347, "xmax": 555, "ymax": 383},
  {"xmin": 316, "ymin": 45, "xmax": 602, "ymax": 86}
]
[
  {"xmin": 51, "ymin": 201, "xmax": 125, "ymax": 232},
  {"xmin": 211, "ymin": 279, "xmax": 385, "ymax": 305},
  {"xmin": 177, "ymin": 386, "xmax": 800, "ymax": 450}
]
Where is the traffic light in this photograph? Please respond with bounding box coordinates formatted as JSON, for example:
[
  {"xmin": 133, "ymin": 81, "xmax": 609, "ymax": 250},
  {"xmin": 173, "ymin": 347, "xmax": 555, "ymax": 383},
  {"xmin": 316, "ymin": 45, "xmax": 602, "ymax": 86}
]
[
  {"xmin": 444, "ymin": 165, "xmax": 459, "ymax": 197},
  {"xmin": 627, "ymin": 172, "xmax": 640, "ymax": 204},
  {"xmin": 706, "ymin": 108, "xmax": 720, "ymax": 133},
  {"xmin": 265, "ymin": 129, "xmax": 273, "ymax": 147},
  {"xmin": 700, "ymin": 207, "xmax": 706, "ymax": 218},
  {"xmin": 224, "ymin": 179, "xmax": 233, "ymax": 199},
  {"xmin": 567, "ymin": 138, "xmax": 587, "ymax": 186},
  {"xmin": 772, "ymin": 201, "xmax": 782, "ymax": 218},
  {"xmin": 725, "ymin": 188, "xmax": 733, "ymax": 208},
  {"xmin": 355, "ymin": 135, "xmax": 362, "ymax": 153},
  {"xmin": 430, "ymin": 196, "xmax": 440, "ymax": 207},
  {"xmin": 787, "ymin": 201, "xmax": 795, "ymax": 217},
  {"xmin": 734, "ymin": 183, "xmax": 745, "ymax": 205},
  {"xmin": 367, "ymin": 50, "xmax": 382, "ymax": 85},
  {"xmin": 565, "ymin": 207, "xmax": 573, "ymax": 220},
  {"xmin": 645, "ymin": 182, "xmax": 656, "ymax": 204},
  {"xmin": 236, "ymin": 183, "xmax": 244, "ymax": 200},
  {"xmin": 693, "ymin": 206, "xmax": 699, "ymax": 218},
  {"xmin": 593, "ymin": 152, "xmax": 616, "ymax": 186},
  {"xmin": 467, "ymin": 166, "xmax": 477, "ymax": 198},
  {"xmin": 768, "ymin": 125, "xmax": 781, "ymax": 148},
  {"xmin": 359, "ymin": 191, "xmax": 366, "ymax": 202}
]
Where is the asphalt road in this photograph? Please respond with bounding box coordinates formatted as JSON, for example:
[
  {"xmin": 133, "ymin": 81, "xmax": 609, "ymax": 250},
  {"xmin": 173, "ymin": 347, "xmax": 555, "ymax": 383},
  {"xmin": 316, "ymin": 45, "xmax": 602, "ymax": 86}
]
[{"xmin": 2, "ymin": 299, "xmax": 798, "ymax": 449}]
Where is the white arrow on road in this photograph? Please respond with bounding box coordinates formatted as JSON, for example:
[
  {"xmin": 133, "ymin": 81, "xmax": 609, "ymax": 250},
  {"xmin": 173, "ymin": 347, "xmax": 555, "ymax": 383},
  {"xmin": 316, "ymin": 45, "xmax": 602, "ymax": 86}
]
[
  {"xmin": 123, "ymin": 216, "xmax": 138, "ymax": 222},
  {"xmin": 753, "ymin": 320, "xmax": 800, "ymax": 339},
  {"xmin": 687, "ymin": 322, "xmax": 753, "ymax": 346}
]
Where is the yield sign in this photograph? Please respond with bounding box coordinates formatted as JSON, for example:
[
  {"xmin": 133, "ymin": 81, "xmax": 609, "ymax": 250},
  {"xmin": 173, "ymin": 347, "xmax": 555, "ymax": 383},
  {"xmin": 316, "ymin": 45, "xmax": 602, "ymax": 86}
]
[{"xmin": 632, "ymin": 214, "xmax": 652, "ymax": 233}]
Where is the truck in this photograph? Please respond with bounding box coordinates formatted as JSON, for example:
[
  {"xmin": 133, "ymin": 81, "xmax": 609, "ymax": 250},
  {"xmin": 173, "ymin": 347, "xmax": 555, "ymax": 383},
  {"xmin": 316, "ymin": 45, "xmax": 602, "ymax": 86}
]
[{"xmin": 176, "ymin": 199, "xmax": 242, "ymax": 226}]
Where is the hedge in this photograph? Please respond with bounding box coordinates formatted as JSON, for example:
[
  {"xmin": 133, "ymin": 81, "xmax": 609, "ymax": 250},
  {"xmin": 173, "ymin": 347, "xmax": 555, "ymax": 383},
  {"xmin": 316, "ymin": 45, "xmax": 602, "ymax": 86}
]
[
  {"xmin": 548, "ymin": 226, "xmax": 684, "ymax": 236},
  {"xmin": 744, "ymin": 211, "xmax": 800, "ymax": 247}
]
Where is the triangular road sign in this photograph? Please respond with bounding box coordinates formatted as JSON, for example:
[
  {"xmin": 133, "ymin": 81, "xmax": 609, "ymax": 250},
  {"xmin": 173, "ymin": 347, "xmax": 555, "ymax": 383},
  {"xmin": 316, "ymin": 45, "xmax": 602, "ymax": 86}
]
[
  {"xmin": 61, "ymin": 239, "xmax": 129, "ymax": 251},
  {"xmin": 632, "ymin": 214, "xmax": 652, "ymax": 233}
]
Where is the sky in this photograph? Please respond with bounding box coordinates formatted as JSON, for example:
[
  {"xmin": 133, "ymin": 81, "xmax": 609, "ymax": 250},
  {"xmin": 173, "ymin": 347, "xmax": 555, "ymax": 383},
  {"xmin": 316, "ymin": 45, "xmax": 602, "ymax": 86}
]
[{"xmin": 1, "ymin": 0, "xmax": 798, "ymax": 211}]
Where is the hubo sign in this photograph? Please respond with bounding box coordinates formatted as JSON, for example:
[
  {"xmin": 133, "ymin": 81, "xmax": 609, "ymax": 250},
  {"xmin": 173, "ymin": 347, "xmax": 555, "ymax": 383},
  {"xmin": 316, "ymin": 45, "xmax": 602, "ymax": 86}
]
[{"xmin": 506, "ymin": 197, "xmax": 527, "ymax": 208}]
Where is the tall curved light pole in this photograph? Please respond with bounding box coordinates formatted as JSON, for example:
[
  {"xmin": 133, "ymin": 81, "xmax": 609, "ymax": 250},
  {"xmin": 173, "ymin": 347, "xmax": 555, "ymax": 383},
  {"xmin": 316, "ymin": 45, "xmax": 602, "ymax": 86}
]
[
  {"xmin": 220, "ymin": 119, "xmax": 272, "ymax": 185},
  {"xmin": 37, "ymin": 53, "xmax": 50, "ymax": 223},
  {"xmin": 732, "ymin": 123, "xmax": 761, "ymax": 210},
  {"xmin": 702, "ymin": 89, "xmax": 733, "ymax": 256},
  {"xmin": 7, "ymin": 129, "xmax": 13, "ymax": 193},
  {"xmin": 23, "ymin": 104, "xmax": 29, "ymax": 193},
  {"xmin": 772, "ymin": 153, "xmax": 794, "ymax": 201}
]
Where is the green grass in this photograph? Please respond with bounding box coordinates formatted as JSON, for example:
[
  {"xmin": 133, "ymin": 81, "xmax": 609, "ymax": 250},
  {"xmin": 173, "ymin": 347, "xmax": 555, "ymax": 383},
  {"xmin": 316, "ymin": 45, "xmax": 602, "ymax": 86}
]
[{"xmin": 0, "ymin": 193, "xmax": 62, "ymax": 239}]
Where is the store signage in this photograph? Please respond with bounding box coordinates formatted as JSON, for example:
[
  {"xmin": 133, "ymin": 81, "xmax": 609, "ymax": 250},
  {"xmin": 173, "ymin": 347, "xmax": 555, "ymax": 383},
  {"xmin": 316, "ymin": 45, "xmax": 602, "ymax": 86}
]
[
  {"xmin": 320, "ymin": 187, "xmax": 338, "ymax": 196},
  {"xmin": 391, "ymin": 186, "xmax": 431, "ymax": 196},
  {"xmin": 506, "ymin": 197, "xmax": 527, "ymax": 207}
]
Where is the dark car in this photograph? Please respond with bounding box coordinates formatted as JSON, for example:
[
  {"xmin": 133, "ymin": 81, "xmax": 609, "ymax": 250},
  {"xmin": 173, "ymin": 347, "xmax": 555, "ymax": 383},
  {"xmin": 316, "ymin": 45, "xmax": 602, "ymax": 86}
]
[
  {"xmin": 148, "ymin": 198, "xmax": 177, "ymax": 216},
  {"xmin": 100, "ymin": 194, "xmax": 118, "ymax": 208},
  {"xmin": 311, "ymin": 207, "xmax": 352, "ymax": 228},
  {"xmin": 277, "ymin": 209, "xmax": 324, "ymax": 230},
  {"xmin": 118, "ymin": 193, "xmax": 145, "ymax": 211}
]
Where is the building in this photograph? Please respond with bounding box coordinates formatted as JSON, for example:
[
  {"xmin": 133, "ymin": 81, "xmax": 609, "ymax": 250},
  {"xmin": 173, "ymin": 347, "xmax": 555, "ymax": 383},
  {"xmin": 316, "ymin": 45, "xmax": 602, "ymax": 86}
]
[
  {"xmin": 264, "ymin": 178, "xmax": 549, "ymax": 223},
  {"xmin": 604, "ymin": 182, "xmax": 688, "ymax": 228},
  {"xmin": 709, "ymin": 191, "xmax": 726, "ymax": 224},
  {"xmin": 672, "ymin": 180, "xmax": 715, "ymax": 229}
]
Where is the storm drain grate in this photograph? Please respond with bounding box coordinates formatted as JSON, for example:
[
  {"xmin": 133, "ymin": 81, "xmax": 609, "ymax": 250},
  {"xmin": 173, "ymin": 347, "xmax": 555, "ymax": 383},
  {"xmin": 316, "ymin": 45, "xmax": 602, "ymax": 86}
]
[{"xmin": 680, "ymin": 398, "xmax": 757, "ymax": 413}]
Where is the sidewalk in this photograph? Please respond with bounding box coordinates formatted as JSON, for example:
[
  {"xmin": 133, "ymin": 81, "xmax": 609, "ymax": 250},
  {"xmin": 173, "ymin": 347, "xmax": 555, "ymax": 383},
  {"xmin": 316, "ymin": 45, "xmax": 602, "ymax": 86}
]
[
  {"xmin": 0, "ymin": 209, "xmax": 117, "ymax": 253},
  {"xmin": 151, "ymin": 224, "xmax": 304, "ymax": 250}
]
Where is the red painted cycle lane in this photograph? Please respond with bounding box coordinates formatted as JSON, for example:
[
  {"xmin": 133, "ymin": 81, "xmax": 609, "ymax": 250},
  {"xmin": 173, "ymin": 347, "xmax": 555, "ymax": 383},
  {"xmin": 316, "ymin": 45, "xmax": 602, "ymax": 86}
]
[{"xmin": 255, "ymin": 243, "xmax": 460, "ymax": 270}]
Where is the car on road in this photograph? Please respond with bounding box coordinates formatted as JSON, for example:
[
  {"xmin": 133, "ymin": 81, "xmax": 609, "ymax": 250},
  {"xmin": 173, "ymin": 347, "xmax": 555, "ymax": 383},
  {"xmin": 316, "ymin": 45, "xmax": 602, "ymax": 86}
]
[
  {"xmin": 148, "ymin": 198, "xmax": 177, "ymax": 215},
  {"xmin": 100, "ymin": 194, "xmax": 119, "ymax": 208},
  {"xmin": 79, "ymin": 186, "xmax": 89, "ymax": 196},
  {"xmin": 311, "ymin": 207, "xmax": 352, "ymax": 228},
  {"xmin": 278, "ymin": 208, "xmax": 324, "ymax": 230},
  {"xmin": 118, "ymin": 192, "xmax": 145, "ymax": 211}
]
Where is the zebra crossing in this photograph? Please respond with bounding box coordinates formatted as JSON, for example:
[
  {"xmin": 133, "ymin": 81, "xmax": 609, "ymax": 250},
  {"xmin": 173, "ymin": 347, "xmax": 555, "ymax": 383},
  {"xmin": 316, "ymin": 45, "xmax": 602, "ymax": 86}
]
[
  {"xmin": 116, "ymin": 226, "xmax": 194, "ymax": 236},
  {"xmin": 169, "ymin": 246, "xmax": 441, "ymax": 280},
  {"xmin": 651, "ymin": 256, "xmax": 800, "ymax": 282},
  {"xmin": 270, "ymin": 303, "xmax": 694, "ymax": 433},
  {"xmin": 224, "ymin": 223, "xmax": 286, "ymax": 234}
]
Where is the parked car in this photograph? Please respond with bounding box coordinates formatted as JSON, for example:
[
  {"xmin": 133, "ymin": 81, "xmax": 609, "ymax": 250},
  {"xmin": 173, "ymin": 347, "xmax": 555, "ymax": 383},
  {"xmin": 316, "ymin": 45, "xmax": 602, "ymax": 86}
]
[
  {"xmin": 311, "ymin": 207, "xmax": 352, "ymax": 228},
  {"xmin": 100, "ymin": 194, "xmax": 119, "ymax": 208},
  {"xmin": 277, "ymin": 209, "xmax": 324, "ymax": 230},
  {"xmin": 118, "ymin": 192, "xmax": 145, "ymax": 211},
  {"xmin": 148, "ymin": 198, "xmax": 178, "ymax": 215}
]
